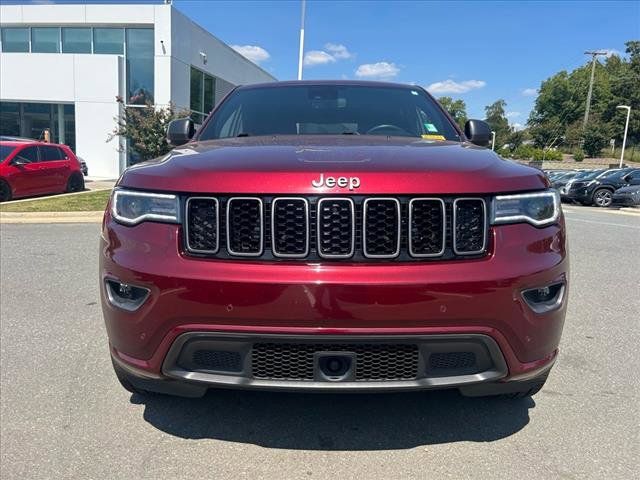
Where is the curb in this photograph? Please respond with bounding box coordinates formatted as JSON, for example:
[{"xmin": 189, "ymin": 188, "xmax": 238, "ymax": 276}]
[{"xmin": 0, "ymin": 211, "xmax": 104, "ymax": 224}]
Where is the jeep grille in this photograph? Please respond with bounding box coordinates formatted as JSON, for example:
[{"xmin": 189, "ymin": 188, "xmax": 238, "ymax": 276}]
[{"xmin": 185, "ymin": 196, "xmax": 488, "ymax": 261}]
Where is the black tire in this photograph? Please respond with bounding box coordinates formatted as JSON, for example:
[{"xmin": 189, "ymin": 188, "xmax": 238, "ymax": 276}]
[
  {"xmin": 111, "ymin": 359, "xmax": 152, "ymax": 396},
  {"xmin": 0, "ymin": 180, "xmax": 12, "ymax": 202},
  {"xmin": 593, "ymin": 188, "xmax": 613, "ymax": 207},
  {"xmin": 503, "ymin": 372, "xmax": 549, "ymax": 399},
  {"xmin": 66, "ymin": 173, "xmax": 85, "ymax": 193},
  {"xmin": 459, "ymin": 371, "xmax": 550, "ymax": 398}
]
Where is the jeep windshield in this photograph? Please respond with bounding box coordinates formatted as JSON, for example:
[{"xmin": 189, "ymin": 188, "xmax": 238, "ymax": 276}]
[{"xmin": 198, "ymin": 84, "xmax": 461, "ymax": 141}]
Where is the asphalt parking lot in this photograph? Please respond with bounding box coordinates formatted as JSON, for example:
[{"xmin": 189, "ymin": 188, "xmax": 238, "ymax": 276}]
[{"xmin": 1, "ymin": 207, "xmax": 638, "ymax": 479}]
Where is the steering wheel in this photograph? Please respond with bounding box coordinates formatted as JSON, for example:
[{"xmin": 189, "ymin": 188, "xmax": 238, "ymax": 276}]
[{"xmin": 365, "ymin": 124, "xmax": 411, "ymax": 136}]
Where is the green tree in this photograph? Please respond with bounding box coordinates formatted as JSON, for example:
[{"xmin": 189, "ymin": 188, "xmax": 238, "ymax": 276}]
[
  {"xmin": 507, "ymin": 128, "xmax": 526, "ymax": 150},
  {"xmin": 108, "ymin": 97, "xmax": 191, "ymax": 163},
  {"xmin": 582, "ymin": 121, "xmax": 610, "ymax": 157},
  {"xmin": 438, "ymin": 96, "xmax": 467, "ymax": 129},
  {"xmin": 484, "ymin": 99, "xmax": 510, "ymax": 149},
  {"xmin": 527, "ymin": 40, "xmax": 639, "ymax": 153}
]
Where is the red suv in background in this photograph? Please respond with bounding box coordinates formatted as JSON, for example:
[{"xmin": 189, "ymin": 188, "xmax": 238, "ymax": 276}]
[
  {"xmin": 101, "ymin": 81, "xmax": 568, "ymax": 399},
  {"xmin": 0, "ymin": 140, "xmax": 85, "ymax": 202}
]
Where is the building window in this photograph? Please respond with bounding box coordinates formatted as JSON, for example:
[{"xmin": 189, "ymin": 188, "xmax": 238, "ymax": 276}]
[
  {"xmin": 0, "ymin": 102, "xmax": 76, "ymax": 152},
  {"xmin": 31, "ymin": 27, "xmax": 60, "ymax": 53},
  {"xmin": 1, "ymin": 28, "xmax": 30, "ymax": 52},
  {"xmin": 190, "ymin": 67, "xmax": 216, "ymax": 124},
  {"xmin": 125, "ymin": 28, "xmax": 154, "ymax": 105},
  {"xmin": 62, "ymin": 28, "xmax": 92, "ymax": 54},
  {"xmin": 93, "ymin": 28, "xmax": 124, "ymax": 55}
]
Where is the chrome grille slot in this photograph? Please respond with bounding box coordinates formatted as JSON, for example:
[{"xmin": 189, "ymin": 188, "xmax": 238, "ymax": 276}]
[
  {"xmin": 226, "ymin": 197, "xmax": 263, "ymax": 256},
  {"xmin": 409, "ymin": 198, "xmax": 445, "ymax": 257},
  {"xmin": 317, "ymin": 198, "xmax": 355, "ymax": 258},
  {"xmin": 184, "ymin": 195, "xmax": 489, "ymax": 261},
  {"xmin": 363, "ymin": 198, "xmax": 400, "ymax": 258},
  {"xmin": 185, "ymin": 197, "xmax": 219, "ymax": 253},
  {"xmin": 271, "ymin": 198, "xmax": 309, "ymax": 257},
  {"xmin": 453, "ymin": 198, "xmax": 487, "ymax": 255}
]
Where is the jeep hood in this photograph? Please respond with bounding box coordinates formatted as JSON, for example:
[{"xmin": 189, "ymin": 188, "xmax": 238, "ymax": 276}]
[{"xmin": 119, "ymin": 136, "xmax": 548, "ymax": 194}]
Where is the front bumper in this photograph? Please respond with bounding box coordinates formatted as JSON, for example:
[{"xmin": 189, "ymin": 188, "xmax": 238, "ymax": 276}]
[
  {"xmin": 563, "ymin": 187, "xmax": 591, "ymax": 203},
  {"xmin": 101, "ymin": 213, "xmax": 568, "ymax": 393},
  {"xmin": 612, "ymin": 195, "xmax": 639, "ymax": 206}
]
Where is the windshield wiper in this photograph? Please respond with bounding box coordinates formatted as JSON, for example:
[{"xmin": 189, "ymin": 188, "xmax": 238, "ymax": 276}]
[
  {"xmin": 236, "ymin": 132, "xmax": 250, "ymax": 137},
  {"xmin": 341, "ymin": 131, "xmax": 360, "ymax": 135}
]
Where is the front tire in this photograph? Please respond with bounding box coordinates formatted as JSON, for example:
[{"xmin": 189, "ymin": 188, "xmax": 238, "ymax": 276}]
[
  {"xmin": 0, "ymin": 180, "xmax": 12, "ymax": 202},
  {"xmin": 111, "ymin": 359, "xmax": 152, "ymax": 396},
  {"xmin": 593, "ymin": 188, "xmax": 613, "ymax": 207},
  {"xmin": 66, "ymin": 173, "xmax": 85, "ymax": 193},
  {"xmin": 459, "ymin": 371, "xmax": 550, "ymax": 398},
  {"xmin": 502, "ymin": 373, "xmax": 549, "ymax": 399}
]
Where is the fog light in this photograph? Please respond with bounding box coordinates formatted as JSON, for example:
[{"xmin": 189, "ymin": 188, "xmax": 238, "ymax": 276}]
[
  {"xmin": 105, "ymin": 279, "xmax": 150, "ymax": 312},
  {"xmin": 522, "ymin": 282, "xmax": 565, "ymax": 314}
]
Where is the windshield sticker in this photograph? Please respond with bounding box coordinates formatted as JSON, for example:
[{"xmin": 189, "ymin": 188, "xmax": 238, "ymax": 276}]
[
  {"xmin": 424, "ymin": 123, "xmax": 439, "ymax": 133},
  {"xmin": 421, "ymin": 134, "xmax": 446, "ymax": 141}
]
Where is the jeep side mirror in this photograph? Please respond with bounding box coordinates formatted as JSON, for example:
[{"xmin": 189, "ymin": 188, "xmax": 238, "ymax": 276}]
[
  {"xmin": 464, "ymin": 119, "xmax": 492, "ymax": 147},
  {"xmin": 167, "ymin": 118, "xmax": 195, "ymax": 147}
]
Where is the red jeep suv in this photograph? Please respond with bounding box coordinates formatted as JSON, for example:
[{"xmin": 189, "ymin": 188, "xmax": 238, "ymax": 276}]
[{"xmin": 101, "ymin": 81, "xmax": 568, "ymax": 399}]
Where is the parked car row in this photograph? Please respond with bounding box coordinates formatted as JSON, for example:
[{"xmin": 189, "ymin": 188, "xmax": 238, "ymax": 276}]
[
  {"xmin": 545, "ymin": 168, "xmax": 640, "ymax": 207},
  {"xmin": 0, "ymin": 138, "xmax": 85, "ymax": 202}
]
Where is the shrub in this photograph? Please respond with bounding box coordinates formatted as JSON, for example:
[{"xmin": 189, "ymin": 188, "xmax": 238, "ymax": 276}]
[
  {"xmin": 573, "ymin": 150, "xmax": 585, "ymax": 162},
  {"xmin": 582, "ymin": 123, "xmax": 609, "ymax": 158},
  {"xmin": 108, "ymin": 97, "xmax": 191, "ymax": 163}
]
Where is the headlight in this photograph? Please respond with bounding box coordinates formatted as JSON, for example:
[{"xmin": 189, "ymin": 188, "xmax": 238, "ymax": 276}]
[
  {"xmin": 111, "ymin": 189, "xmax": 179, "ymax": 226},
  {"xmin": 491, "ymin": 190, "xmax": 560, "ymax": 227}
]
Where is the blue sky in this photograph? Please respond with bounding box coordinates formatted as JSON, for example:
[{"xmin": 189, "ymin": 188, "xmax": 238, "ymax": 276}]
[
  {"xmin": 174, "ymin": 0, "xmax": 639, "ymax": 126},
  {"xmin": 17, "ymin": 0, "xmax": 640, "ymax": 124}
]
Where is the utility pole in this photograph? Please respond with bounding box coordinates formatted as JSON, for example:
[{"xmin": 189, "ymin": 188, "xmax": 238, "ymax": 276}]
[
  {"xmin": 297, "ymin": 0, "xmax": 306, "ymax": 80},
  {"xmin": 582, "ymin": 50, "xmax": 607, "ymax": 129}
]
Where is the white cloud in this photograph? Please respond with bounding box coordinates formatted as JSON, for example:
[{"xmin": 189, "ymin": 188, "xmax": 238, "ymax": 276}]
[
  {"xmin": 425, "ymin": 79, "xmax": 486, "ymax": 94},
  {"xmin": 506, "ymin": 111, "xmax": 521, "ymax": 118},
  {"xmin": 303, "ymin": 44, "xmax": 353, "ymax": 67},
  {"xmin": 303, "ymin": 50, "xmax": 336, "ymax": 66},
  {"xmin": 512, "ymin": 123, "xmax": 524, "ymax": 131},
  {"xmin": 231, "ymin": 45, "xmax": 270, "ymax": 64},
  {"xmin": 522, "ymin": 88, "xmax": 537, "ymax": 96},
  {"xmin": 355, "ymin": 62, "xmax": 400, "ymax": 79},
  {"xmin": 324, "ymin": 43, "xmax": 352, "ymax": 59}
]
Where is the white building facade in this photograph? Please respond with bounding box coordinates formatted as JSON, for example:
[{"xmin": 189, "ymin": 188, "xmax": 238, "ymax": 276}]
[{"xmin": 0, "ymin": 3, "xmax": 276, "ymax": 178}]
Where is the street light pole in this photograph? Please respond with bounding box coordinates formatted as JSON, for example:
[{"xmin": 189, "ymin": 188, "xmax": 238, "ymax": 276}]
[
  {"xmin": 583, "ymin": 51, "xmax": 607, "ymax": 129},
  {"xmin": 297, "ymin": 0, "xmax": 306, "ymax": 80},
  {"xmin": 616, "ymin": 105, "xmax": 631, "ymax": 168},
  {"xmin": 491, "ymin": 131, "xmax": 495, "ymax": 151}
]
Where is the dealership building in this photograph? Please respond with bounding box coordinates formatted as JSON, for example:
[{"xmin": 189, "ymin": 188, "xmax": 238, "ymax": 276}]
[{"xmin": 0, "ymin": 2, "xmax": 276, "ymax": 177}]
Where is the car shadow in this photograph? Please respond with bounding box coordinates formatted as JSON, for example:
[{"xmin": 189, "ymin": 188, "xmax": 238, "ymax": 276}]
[{"xmin": 132, "ymin": 388, "xmax": 534, "ymax": 450}]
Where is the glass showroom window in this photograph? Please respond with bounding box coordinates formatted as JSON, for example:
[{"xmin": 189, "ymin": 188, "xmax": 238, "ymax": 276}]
[
  {"xmin": 190, "ymin": 67, "xmax": 216, "ymax": 124},
  {"xmin": 93, "ymin": 27, "xmax": 124, "ymax": 54},
  {"xmin": 62, "ymin": 28, "xmax": 92, "ymax": 53},
  {"xmin": 31, "ymin": 27, "xmax": 60, "ymax": 53},
  {"xmin": 0, "ymin": 102, "xmax": 76, "ymax": 152},
  {"xmin": 1, "ymin": 28, "xmax": 30, "ymax": 52},
  {"xmin": 125, "ymin": 28, "xmax": 154, "ymax": 105}
]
